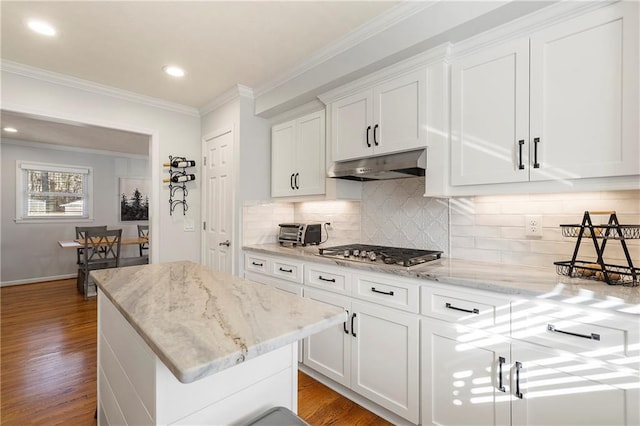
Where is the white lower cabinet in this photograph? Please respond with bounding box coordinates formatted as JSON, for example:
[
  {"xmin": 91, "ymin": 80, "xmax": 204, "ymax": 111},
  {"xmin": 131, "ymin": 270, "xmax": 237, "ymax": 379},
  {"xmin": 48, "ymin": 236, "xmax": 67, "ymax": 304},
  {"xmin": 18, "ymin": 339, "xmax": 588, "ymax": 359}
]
[
  {"xmin": 421, "ymin": 282, "xmax": 640, "ymax": 426},
  {"xmin": 510, "ymin": 342, "xmax": 635, "ymax": 426},
  {"xmin": 244, "ymin": 254, "xmax": 304, "ymax": 360},
  {"xmin": 422, "ymin": 318, "xmax": 511, "ymax": 425},
  {"xmin": 303, "ymin": 287, "xmax": 420, "ymax": 424}
]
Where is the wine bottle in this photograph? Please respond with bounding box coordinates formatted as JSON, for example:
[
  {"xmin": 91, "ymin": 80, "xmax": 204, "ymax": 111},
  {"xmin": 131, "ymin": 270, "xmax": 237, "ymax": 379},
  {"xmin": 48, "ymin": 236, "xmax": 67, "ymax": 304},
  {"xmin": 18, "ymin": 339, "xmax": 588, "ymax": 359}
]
[
  {"xmin": 162, "ymin": 160, "xmax": 195, "ymax": 168},
  {"xmin": 163, "ymin": 174, "xmax": 196, "ymax": 183}
]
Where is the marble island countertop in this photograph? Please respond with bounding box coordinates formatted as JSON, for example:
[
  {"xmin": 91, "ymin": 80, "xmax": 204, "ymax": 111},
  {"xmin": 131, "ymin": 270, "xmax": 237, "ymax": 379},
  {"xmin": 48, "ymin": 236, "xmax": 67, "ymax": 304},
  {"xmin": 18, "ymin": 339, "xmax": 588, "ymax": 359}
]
[
  {"xmin": 243, "ymin": 244, "xmax": 640, "ymax": 313},
  {"xmin": 91, "ymin": 261, "xmax": 347, "ymax": 384}
]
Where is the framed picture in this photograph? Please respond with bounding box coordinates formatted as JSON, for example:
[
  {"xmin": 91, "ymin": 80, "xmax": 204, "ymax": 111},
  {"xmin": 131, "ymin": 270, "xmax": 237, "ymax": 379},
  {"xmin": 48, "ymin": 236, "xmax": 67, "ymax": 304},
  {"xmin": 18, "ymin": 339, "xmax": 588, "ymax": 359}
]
[{"xmin": 119, "ymin": 177, "xmax": 149, "ymax": 221}]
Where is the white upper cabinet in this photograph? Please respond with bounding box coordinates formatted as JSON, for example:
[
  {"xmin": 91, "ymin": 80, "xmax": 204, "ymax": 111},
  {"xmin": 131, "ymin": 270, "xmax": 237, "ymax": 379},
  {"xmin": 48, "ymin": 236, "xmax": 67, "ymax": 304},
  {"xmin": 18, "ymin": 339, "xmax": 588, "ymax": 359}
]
[
  {"xmin": 451, "ymin": 38, "xmax": 530, "ymax": 186},
  {"xmin": 451, "ymin": 2, "xmax": 639, "ymax": 187},
  {"xmin": 271, "ymin": 110, "xmax": 326, "ymax": 198},
  {"xmin": 529, "ymin": 2, "xmax": 639, "ymax": 181},
  {"xmin": 331, "ymin": 68, "xmax": 427, "ymax": 162}
]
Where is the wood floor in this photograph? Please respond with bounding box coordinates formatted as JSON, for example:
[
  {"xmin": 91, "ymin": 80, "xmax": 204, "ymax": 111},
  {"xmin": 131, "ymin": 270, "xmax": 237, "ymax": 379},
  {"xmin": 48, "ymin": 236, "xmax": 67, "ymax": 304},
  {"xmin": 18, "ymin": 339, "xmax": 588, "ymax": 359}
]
[{"xmin": 1, "ymin": 279, "xmax": 392, "ymax": 425}]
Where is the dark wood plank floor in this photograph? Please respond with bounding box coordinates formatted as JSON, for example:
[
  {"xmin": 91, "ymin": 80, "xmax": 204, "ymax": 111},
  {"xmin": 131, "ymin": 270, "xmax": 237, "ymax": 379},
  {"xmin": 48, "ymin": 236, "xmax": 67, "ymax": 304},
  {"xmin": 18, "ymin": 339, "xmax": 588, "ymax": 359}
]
[{"xmin": 1, "ymin": 279, "xmax": 392, "ymax": 425}]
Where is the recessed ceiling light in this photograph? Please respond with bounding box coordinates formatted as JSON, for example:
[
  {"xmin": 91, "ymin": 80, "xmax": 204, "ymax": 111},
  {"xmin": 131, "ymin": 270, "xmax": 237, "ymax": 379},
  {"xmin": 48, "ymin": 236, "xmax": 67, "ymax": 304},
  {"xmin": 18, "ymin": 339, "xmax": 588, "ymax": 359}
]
[
  {"xmin": 163, "ymin": 65, "xmax": 185, "ymax": 78},
  {"xmin": 28, "ymin": 19, "xmax": 57, "ymax": 36},
  {"xmin": 3, "ymin": 127, "xmax": 18, "ymax": 133}
]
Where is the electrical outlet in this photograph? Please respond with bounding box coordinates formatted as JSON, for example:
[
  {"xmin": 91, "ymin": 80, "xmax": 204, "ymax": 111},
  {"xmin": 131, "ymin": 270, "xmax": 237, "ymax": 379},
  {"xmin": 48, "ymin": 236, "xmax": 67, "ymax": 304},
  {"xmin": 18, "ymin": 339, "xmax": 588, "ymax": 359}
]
[
  {"xmin": 525, "ymin": 215, "xmax": 543, "ymax": 237},
  {"xmin": 183, "ymin": 218, "xmax": 195, "ymax": 232}
]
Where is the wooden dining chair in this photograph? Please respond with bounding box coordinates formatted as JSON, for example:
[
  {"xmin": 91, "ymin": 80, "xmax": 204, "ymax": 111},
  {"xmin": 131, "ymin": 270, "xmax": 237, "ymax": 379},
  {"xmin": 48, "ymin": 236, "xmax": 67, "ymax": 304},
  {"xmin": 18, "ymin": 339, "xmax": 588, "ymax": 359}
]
[
  {"xmin": 75, "ymin": 225, "xmax": 107, "ymax": 265},
  {"xmin": 77, "ymin": 228, "xmax": 122, "ymax": 299},
  {"xmin": 137, "ymin": 224, "xmax": 149, "ymax": 257}
]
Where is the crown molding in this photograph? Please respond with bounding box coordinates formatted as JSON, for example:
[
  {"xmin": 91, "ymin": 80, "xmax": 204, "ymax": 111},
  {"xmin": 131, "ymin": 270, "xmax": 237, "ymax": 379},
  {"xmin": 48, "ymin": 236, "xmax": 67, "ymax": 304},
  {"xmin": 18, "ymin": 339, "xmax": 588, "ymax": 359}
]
[
  {"xmin": 0, "ymin": 60, "xmax": 200, "ymax": 117},
  {"xmin": 1, "ymin": 137, "xmax": 149, "ymax": 159},
  {"xmin": 199, "ymin": 84, "xmax": 254, "ymax": 116},
  {"xmin": 253, "ymin": 1, "xmax": 438, "ymax": 99}
]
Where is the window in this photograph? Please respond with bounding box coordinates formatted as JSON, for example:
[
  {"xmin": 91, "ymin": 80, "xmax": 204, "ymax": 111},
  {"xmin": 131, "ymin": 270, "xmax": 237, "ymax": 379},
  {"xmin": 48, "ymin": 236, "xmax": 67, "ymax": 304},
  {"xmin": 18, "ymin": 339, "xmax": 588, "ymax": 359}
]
[{"xmin": 16, "ymin": 161, "xmax": 93, "ymax": 222}]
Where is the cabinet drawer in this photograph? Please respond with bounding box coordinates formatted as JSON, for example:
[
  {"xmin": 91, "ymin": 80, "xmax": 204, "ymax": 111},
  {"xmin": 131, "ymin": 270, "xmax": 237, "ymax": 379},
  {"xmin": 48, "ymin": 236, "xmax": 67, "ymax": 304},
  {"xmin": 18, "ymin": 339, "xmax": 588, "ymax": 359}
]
[
  {"xmin": 271, "ymin": 259, "xmax": 303, "ymax": 283},
  {"xmin": 512, "ymin": 300, "xmax": 638, "ymax": 363},
  {"xmin": 245, "ymin": 254, "xmax": 269, "ymax": 274},
  {"xmin": 421, "ymin": 284, "xmax": 510, "ymax": 332},
  {"xmin": 354, "ymin": 273, "xmax": 419, "ymax": 313},
  {"xmin": 305, "ymin": 263, "xmax": 351, "ymax": 295}
]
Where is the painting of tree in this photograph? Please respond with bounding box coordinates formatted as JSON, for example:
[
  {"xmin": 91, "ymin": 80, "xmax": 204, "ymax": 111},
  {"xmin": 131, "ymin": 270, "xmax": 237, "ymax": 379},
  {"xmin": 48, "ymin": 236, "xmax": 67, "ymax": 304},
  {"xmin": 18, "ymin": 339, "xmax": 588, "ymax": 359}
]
[{"xmin": 119, "ymin": 177, "xmax": 149, "ymax": 221}]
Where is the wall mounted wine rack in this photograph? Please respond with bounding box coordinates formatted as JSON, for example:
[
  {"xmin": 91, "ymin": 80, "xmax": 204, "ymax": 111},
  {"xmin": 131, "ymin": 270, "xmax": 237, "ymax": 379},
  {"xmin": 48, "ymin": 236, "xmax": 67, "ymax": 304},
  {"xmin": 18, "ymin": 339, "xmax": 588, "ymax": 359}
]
[
  {"xmin": 554, "ymin": 211, "xmax": 639, "ymax": 286},
  {"xmin": 163, "ymin": 155, "xmax": 196, "ymax": 215}
]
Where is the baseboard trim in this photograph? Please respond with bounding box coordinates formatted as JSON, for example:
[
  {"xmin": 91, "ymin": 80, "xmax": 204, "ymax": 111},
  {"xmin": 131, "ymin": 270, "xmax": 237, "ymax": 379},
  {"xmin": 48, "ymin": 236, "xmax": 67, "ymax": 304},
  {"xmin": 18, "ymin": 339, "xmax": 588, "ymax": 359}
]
[
  {"xmin": 1, "ymin": 274, "xmax": 77, "ymax": 287},
  {"xmin": 297, "ymin": 364, "xmax": 416, "ymax": 426}
]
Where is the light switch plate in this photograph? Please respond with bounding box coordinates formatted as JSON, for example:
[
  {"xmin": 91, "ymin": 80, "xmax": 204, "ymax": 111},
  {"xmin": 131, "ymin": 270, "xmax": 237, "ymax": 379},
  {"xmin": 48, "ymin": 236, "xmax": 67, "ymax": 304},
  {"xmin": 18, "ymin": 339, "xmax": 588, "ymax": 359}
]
[{"xmin": 184, "ymin": 218, "xmax": 195, "ymax": 232}]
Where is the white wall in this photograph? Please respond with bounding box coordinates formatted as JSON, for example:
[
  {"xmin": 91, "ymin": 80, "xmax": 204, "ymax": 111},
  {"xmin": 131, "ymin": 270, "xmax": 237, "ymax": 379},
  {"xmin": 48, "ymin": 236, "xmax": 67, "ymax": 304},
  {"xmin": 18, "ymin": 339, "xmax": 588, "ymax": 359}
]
[
  {"xmin": 1, "ymin": 69, "xmax": 202, "ymax": 277},
  {"xmin": 1, "ymin": 141, "xmax": 148, "ymax": 284}
]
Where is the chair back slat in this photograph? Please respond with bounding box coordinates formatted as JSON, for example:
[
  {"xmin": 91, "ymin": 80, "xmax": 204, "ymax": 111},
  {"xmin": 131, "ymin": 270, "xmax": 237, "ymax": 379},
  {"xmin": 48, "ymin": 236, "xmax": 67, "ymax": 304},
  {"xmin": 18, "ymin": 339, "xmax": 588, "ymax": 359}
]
[
  {"xmin": 75, "ymin": 225, "xmax": 107, "ymax": 264},
  {"xmin": 137, "ymin": 224, "xmax": 149, "ymax": 257},
  {"xmin": 82, "ymin": 229, "xmax": 122, "ymax": 268}
]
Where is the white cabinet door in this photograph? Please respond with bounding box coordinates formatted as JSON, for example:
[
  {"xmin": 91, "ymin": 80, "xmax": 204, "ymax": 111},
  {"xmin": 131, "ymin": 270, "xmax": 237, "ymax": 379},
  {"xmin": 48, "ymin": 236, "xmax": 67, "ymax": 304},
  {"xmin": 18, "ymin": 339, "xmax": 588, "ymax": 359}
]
[
  {"xmin": 373, "ymin": 69, "xmax": 427, "ymax": 156},
  {"xmin": 422, "ymin": 318, "xmax": 511, "ymax": 426},
  {"xmin": 331, "ymin": 69, "xmax": 428, "ymax": 162},
  {"xmin": 271, "ymin": 110, "xmax": 326, "ymax": 198},
  {"xmin": 331, "ymin": 90, "xmax": 373, "ymax": 161},
  {"xmin": 529, "ymin": 2, "xmax": 639, "ymax": 181},
  {"xmin": 511, "ymin": 342, "xmax": 636, "ymax": 426},
  {"xmin": 303, "ymin": 288, "xmax": 351, "ymax": 388},
  {"xmin": 450, "ymin": 38, "xmax": 530, "ymax": 186},
  {"xmin": 351, "ymin": 300, "xmax": 419, "ymax": 424},
  {"xmin": 295, "ymin": 110, "xmax": 325, "ymax": 196},
  {"xmin": 271, "ymin": 120, "xmax": 296, "ymax": 197}
]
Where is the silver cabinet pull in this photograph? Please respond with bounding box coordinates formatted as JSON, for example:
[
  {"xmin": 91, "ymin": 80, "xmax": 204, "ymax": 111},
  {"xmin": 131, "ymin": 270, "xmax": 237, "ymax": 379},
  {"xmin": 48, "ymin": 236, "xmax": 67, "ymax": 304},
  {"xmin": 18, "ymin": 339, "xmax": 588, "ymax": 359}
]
[
  {"xmin": 445, "ymin": 302, "xmax": 479, "ymax": 314},
  {"xmin": 497, "ymin": 356, "xmax": 506, "ymax": 392},
  {"xmin": 547, "ymin": 324, "xmax": 600, "ymax": 341}
]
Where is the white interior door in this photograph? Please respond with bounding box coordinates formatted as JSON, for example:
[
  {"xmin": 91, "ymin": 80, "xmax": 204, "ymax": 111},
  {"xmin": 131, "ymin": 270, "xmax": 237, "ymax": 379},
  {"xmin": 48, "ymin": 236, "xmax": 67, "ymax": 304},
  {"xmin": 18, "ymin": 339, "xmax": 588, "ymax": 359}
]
[{"xmin": 204, "ymin": 128, "xmax": 234, "ymax": 273}]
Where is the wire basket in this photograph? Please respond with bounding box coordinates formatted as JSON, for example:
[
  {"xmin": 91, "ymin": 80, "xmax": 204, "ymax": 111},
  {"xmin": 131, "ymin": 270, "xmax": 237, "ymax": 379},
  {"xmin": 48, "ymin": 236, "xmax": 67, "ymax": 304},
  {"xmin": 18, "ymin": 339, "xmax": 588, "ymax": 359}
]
[
  {"xmin": 554, "ymin": 260, "xmax": 639, "ymax": 286},
  {"xmin": 560, "ymin": 225, "xmax": 640, "ymax": 239}
]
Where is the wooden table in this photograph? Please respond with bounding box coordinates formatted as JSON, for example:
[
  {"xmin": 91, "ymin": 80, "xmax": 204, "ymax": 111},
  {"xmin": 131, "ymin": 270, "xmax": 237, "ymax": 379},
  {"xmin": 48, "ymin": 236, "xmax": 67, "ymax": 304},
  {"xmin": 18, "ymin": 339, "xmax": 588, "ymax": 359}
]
[{"xmin": 58, "ymin": 237, "xmax": 148, "ymax": 248}]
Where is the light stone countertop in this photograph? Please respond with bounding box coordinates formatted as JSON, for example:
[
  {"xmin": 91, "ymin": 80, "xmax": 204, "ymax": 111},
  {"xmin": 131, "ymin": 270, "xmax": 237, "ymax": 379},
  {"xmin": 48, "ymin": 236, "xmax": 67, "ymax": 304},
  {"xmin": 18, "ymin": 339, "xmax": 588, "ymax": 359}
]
[
  {"xmin": 243, "ymin": 244, "xmax": 640, "ymax": 314},
  {"xmin": 91, "ymin": 261, "xmax": 347, "ymax": 384}
]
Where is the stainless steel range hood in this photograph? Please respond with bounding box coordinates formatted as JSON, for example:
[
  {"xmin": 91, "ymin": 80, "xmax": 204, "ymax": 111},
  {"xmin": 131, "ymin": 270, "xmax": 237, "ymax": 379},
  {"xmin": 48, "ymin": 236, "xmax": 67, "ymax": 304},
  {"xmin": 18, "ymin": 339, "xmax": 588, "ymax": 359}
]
[{"xmin": 327, "ymin": 149, "xmax": 426, "ymax": 181}]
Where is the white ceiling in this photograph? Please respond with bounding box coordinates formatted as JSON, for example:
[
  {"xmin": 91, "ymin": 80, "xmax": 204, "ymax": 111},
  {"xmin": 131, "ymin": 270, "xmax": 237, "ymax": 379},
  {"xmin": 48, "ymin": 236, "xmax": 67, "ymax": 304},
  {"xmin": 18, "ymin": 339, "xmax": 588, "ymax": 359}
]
[{"xmin": 1, "ymin": 1, "xmax": 400, "ymax": 109}]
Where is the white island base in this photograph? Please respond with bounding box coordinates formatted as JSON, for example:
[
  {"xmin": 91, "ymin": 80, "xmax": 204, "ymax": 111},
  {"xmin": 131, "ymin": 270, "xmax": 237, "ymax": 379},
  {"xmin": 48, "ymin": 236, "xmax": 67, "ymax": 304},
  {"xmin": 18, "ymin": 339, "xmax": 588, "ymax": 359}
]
[{"xmin": 98, "ymin": 291, "xmax": 298, "ymax": 425}]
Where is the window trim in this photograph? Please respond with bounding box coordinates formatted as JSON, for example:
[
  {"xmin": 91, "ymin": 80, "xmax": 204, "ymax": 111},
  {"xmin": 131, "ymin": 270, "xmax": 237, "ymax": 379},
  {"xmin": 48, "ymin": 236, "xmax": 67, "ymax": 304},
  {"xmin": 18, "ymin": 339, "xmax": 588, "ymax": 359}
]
[{"xmin": 15, "ymin": 160, "xmax": 94, "ymax": 223}]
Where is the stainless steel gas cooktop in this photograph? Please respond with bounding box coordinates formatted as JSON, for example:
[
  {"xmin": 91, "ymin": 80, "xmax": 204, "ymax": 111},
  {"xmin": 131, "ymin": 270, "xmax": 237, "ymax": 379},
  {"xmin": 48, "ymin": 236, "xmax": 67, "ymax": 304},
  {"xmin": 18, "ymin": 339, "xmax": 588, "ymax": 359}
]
[{"xmin": 318, "ymin": 244, "xmax": 442, "ymax": 268}]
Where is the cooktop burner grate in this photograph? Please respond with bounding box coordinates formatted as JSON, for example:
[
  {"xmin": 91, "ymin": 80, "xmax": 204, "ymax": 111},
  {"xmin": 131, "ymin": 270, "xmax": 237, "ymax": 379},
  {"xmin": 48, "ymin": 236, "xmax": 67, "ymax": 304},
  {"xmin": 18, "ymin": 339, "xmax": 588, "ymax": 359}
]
[{"xmin": 318, "ymin": 244, "xmax": 442, "ymax": 268}]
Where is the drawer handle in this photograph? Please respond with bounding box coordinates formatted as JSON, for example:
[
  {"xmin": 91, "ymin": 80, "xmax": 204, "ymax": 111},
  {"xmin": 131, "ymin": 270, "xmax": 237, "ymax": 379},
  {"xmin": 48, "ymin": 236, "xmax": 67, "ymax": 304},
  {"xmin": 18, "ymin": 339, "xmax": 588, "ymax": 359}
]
[
  {"xmin": 547, "ymin": 324, "xmax": 600, "ymax": 341},
  {"xmin": 319, "ymin": 275, "xmax": 336, "ymax": 283},
  {"xmin": 497, "ymin": 356, "xmax": 506, "ymax": 393},
  {"xmin": 279, "ymin": 267, "xmax": 293, "ymax": 273},
  {"xmin": 251, "ymin": 261, "xmax": 264, "ymax": 267},
  {"xmin": 371, "ymin": 287, "xmax": 394, "ymax": 296},
  {"xmin": 351, "ymin": 313, "xmax": 357, "ymax": 338},
  {"xmin": 445, "ymin": 302, "xmax": 479, "ymax": 314},
  {"xmin": 343, "ymin": 310, "xmax": 349, "ymax": 334},
  {"xmin": 515, "ymin": 361, "xmax": 523, "ymax": 399}
]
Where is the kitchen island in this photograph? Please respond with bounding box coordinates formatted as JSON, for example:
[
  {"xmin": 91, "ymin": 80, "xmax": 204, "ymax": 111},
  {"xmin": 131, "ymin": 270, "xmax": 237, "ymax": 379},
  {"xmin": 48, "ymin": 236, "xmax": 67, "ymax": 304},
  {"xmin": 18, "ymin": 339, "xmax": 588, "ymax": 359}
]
[{"xmin": 91, "ymin": 261, "xmax": 346, "ymax": 425}]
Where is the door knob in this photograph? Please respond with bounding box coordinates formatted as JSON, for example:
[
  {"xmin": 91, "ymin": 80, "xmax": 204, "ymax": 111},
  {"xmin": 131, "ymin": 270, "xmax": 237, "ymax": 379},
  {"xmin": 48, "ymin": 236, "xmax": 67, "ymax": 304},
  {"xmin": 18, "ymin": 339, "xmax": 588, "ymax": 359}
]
[{"xmin": 219, "ymin": 240, "xmax": 231, "ymax": 247}]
